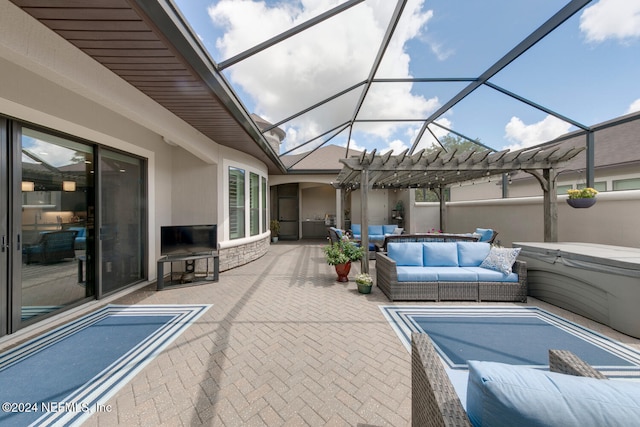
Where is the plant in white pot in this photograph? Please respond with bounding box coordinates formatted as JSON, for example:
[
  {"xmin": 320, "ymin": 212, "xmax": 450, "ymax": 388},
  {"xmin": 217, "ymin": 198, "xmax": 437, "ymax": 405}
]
[{"xmin": 270, "ymin": 220, "xmax": 280, "ymax": 242}]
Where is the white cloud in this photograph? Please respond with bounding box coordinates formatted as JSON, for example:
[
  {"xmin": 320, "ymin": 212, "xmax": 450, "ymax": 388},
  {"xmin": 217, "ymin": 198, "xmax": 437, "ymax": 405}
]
[
  {"xmin": 580, "ymin": 0, "xmax": 640, "ymax": 43},
  {"xmin": 207, "ymin": 0, "xmax": 436, "ymax": 151},
  {"xmin": 627, "ymin": 98, "xmax": 640, "ymax": 114},
  {"xmin": 345, "ymin": 139, "xmax": 366, "ymax": 153},
  {"xmin": 380, "ymin": 139, "xmax": 410, "ymax": 155},
  {"xmin": 503, "ymin": 115, "xmax": 572, "ymax": 151}
]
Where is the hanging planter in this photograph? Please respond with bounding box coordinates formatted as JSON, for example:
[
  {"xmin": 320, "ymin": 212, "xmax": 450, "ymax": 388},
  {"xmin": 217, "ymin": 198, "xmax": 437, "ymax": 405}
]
[
  {"xmin": 566, "ymin": 198, "xmax": 597, "ymax": 208},
  {"xmin": 566, "ymin": 188, "xmax": 598, "ymax": 209}
]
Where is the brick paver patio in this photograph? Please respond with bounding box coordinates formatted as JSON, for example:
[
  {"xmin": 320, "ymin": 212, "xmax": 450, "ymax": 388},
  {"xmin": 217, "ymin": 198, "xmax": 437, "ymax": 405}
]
[{"xmin": 3, "ymin": 241, "xmax": 640, "ymax": 426}]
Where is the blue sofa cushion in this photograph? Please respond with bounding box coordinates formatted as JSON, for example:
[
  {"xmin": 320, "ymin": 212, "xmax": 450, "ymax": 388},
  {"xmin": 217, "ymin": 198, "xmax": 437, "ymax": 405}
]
[
  {"xmin": 68, "ymin": 227, "xmax": 86, "ymax": 238},
  {"xmin": 388, "ymin": 242, "xmax": 423, "ymax": 266},
  {"xmin": 474, "ymin": 228, "xmax": 494, "ymax": 242},
  {"xmin": 428, "ymin": 267, "xmax": 478, "ymax": 282},
  {"xmin": 467, "ymin": 360, "xmax": 640, "ymax": 427},
  {"xmin": 457, "ymin": 242, "xmax": 491, "ymax": 266},
  {"xmin": 352, "ymin": 224, "xmax": 361, "ymax": 238},
  {"xmin": 383, "ymin": 224, "xmax": 397, "ymax": 235},
  {"xmin": 369, "ymin": 225, "xmax": 383, "ymax": 236},
  {"xmin": 69, "ymin": 227, "xmax": 87, "ymax": 250},
  {"xmin": 423, "ymin": 242, "xmax": 459, "ymax": 267},
  {"xmin": 396, "ymin": 266, "xmax": 438, "ymax": 282},
  {"xmin": 480, "ymin": 247, "xmax": 521, "ymax": 275},
  {"xmin": 462, "ymin": 267, "xmax": 519, "ymax": 282}
]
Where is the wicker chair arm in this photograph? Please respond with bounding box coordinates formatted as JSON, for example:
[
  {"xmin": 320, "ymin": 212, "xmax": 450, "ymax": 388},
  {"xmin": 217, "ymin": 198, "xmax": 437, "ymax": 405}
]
[
  {"xmin": 513, "ymin": 260, "xmax": 527, "ymax": 280},
  {"xmin": 412, "ymin": 333, "xmax": 471, "ymax": 427},
  {"xmin": 548, "ymin": 349, "xmax": 608, "ymax": 379}
]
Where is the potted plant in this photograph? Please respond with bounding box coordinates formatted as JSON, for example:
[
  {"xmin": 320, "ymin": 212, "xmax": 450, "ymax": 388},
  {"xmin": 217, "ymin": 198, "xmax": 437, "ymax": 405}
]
[
  {"xmin": 270, "ymin": 219, "xmax": 280, "ymax": 242},
  {"xmin": 566, "ymin": 187, "xmax": 598, "ymax": 208},
  {"xmin": 323, "ymin": 239, "xmax": 365, "ymax": 282},
  {"xmin": 355, "ymin": 272, "xmax": 373, "ymax": 294}
]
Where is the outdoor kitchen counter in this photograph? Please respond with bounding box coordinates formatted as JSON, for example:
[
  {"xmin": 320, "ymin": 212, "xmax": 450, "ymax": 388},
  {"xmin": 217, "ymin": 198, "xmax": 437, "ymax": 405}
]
[{"xmin": 513, "ymin": 242, "xmax": 640, "ymax": 339}]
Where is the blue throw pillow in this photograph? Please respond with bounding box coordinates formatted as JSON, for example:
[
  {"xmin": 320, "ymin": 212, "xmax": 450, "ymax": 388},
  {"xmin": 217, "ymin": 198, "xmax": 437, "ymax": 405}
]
[
  {"xmin": 422, "ymin": 242, "xmax": 459, "ymax": 266},
  {"xmin": 388, "ymin": 242, "xmax": 423, "ymax": 266},
  {"xmin": 480, "ymin": 247, "xmax": 521, "ymax": 275},
  {"xmin": 474, "ymin": 228, "xmax": 494, "ymax": 242},
  {"xmin": 383, "ymin": 224, "xmax": 397, "ymax": 235},
  {"xmin": 330, "ymin": 227, "xmax": 343, "ymax": 239},
  {"xmin": 352, "ymin": 224, "xmax": 361, "ymax": 235},
  {"xmin": 467, "ymin": 360, "xmax": 640, "ymax": 427}
]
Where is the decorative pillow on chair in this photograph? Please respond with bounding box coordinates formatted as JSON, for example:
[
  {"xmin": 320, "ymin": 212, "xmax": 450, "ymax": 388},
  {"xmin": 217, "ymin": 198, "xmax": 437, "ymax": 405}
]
[
  {"xmin": 475, "ymin": 228, "xmax": 494, "ymax": 242},
  {"xmin": 480, "ymin": 247, "xmax": 521, "ymax": 275}
]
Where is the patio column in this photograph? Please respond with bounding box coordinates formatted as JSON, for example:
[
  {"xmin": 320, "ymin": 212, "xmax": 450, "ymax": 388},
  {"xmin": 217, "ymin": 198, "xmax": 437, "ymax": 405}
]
[
  {"xmin": 361, "ymin": 168, "xmax": 369, "ymax": 274},
  {"xmin": 335, "ymin": 188, "xmax": 342, "ymax": 229},
  {"xmin": 543, "ymin": 168, "xmax": 558, "ymax": 242},
  {"xmin": 438, "ymin": 186, "xmax": 447, "ymax": 232}
]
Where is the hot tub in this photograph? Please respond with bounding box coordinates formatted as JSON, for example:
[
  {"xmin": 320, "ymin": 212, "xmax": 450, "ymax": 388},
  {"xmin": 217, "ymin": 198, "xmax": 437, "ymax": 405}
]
[{"xmin": 513, "ymin": 242, "xmax": 640, "ymax": 339}]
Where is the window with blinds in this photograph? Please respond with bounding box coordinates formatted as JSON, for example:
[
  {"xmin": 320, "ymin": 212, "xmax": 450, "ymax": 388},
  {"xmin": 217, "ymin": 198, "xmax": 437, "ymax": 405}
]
[
  {"xmin": 262, "ymin": 177, "xmax": 267, "ymax": 233},
  {"xmin": 229, "ymin": 167, "xmax": 245, "ymax": 239},
  {"xmin": 250, "ymin": 172, "xmax": 259, "ymax": 236}
]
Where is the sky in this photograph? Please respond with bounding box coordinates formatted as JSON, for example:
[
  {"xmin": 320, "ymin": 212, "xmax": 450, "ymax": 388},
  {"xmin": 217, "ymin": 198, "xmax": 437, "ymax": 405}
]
[{"xmin": 173, "ymin": 0, "xmax": 640, "ymax": 155}]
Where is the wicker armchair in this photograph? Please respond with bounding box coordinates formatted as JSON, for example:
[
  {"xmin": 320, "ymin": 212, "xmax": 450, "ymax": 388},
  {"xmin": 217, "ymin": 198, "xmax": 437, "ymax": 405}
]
[{"xmin": 411, "ymin": 333, "xmax": 608, "ymax": 427}]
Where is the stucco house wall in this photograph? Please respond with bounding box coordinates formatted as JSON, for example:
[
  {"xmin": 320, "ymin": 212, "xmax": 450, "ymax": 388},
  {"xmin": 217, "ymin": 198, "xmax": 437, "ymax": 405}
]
[{"xmin": 0, "ymin": 2, "xmax": 270, "ymax": 279}]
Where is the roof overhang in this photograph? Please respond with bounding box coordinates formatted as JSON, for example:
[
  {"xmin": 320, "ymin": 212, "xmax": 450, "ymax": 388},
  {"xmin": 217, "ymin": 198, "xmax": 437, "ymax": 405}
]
[{"xmin": 10, "ymin": 0, "xmax": 287, "ymax": 174}]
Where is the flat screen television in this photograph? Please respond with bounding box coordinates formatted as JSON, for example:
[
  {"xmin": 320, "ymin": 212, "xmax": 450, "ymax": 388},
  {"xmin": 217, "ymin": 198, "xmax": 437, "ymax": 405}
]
[{"xmin": 161, "ymin": 224, "xmax": 217, "ymax": 256}]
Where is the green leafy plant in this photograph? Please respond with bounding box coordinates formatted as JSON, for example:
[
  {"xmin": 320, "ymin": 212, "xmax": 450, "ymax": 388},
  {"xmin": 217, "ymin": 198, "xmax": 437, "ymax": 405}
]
[
  {"xmin": 567, "ymin": 187, "xmax": 598, "ymax": 199},
  {"xmin": 323, "ymin": 240, "xmax": 365, "ymax": 265},
  {"xmin": 270, "ymin": 219, "xmax": 280, "ymax": 236}
]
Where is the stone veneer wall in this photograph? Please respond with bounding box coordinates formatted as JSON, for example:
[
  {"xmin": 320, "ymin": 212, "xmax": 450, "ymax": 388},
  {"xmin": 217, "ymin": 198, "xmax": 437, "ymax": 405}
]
[{"xmin": 218, "ymin": 236, "xmax": 270, "ymax": 271}]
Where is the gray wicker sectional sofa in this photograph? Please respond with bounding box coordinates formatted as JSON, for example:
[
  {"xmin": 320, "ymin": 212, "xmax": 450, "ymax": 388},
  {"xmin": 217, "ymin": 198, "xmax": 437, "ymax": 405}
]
[{"xmin": 376, "ymin": 241, "xmax": 527, "ymax": 302}]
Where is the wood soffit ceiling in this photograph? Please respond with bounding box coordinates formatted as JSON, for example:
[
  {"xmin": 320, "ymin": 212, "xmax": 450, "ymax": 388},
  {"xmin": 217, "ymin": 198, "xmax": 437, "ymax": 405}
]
[{"xmin": 11, "ymin": 0, "xmax": 286, "ymax": 174}]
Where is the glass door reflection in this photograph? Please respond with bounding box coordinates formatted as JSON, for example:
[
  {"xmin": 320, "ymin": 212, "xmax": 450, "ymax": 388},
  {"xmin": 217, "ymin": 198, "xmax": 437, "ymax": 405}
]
[{"xmin": 20, "ymin": 128, "xmax": 94, "ymax": 323}]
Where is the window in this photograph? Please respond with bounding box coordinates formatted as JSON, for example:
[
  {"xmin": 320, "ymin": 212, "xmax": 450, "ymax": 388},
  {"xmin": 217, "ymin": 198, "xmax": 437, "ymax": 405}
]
[
  {"xmin": 229, "ymin": 167, "xmax": 245, "ymax": 239},
  {"xmin": 250, "ymin": 172, "xmax": 259, "ymax": 236},
  {"xmin": 612, "ymin": 178, "xmax": 640, "ymax": 191},
  {"xmin": 577, "ymin": 182, "xmax": 607, "ymax": 192},
  {"xmin": 415, "ymin": 188, "xmax": 450, "ymax": 202},
  {"xmin": 262, "ymin": 177, "xmax": 267, "ymax": 233},
  {"xmin": 557, "ymin": 184, "xmax": 573, "ymax": 195}
]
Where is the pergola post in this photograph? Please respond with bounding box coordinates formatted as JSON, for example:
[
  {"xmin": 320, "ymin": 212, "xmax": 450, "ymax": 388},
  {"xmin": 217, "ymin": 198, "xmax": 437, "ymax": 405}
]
[
  {"xmin": 341, "ymin": 188, "xmax": 349, "ymax": 229},
  {"xmin": 335, "ymin": 188, "xmax": 343, "ymax": 229},
  {"xmin": 438, "ymin": 187, "xmax": 447, "ymax": 232},
  {"xmin": 360, "ymin": 168, "xmax": 369, "ymax": 274},
  {"xmin": 543, "ymin": 168, "xmax": 558, "ymax": 242}
]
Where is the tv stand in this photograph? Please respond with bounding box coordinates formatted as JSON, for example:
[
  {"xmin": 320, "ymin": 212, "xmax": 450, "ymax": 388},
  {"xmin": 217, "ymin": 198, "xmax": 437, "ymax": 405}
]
[{"xmin": 156, "ymin": 252, "xmax": 219, "ymax": 290}]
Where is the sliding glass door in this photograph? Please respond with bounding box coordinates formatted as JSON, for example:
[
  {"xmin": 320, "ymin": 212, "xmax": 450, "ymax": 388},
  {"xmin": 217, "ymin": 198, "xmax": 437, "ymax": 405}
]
[
  {"xmin": 0, "ymin": 118, "xmax": 8, "ymax": 336},
  {"xmin": 99, "ymin": 149, "xmax": 145, "ymax": 295},
  {"xmin": 0, "ymin": 119, "xmax": 146, "ymax": 336},
  {"xmin": 17, "ymin": 127, "xmax": 95, "ymax": 324}
]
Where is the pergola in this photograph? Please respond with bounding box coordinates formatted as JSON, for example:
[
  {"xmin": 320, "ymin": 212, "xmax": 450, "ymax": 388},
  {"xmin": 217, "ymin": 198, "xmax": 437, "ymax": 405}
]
[{"xmin": 334, "ymin": 143, "xmax": 585, "ymax": 273}]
